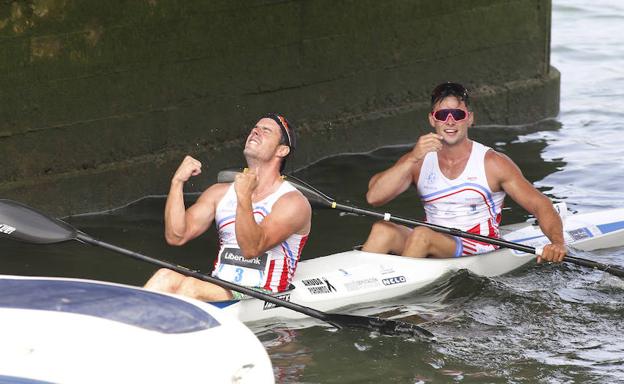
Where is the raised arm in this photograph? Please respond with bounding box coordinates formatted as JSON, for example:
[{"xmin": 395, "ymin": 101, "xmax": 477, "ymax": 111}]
[
  {"xmin": 164, "ymin": 155, "xmax": 227, "ymax": 246},
  {"xmin": 366, "ymin": 133, "xmax": 443, "ymax": 206},
  {"xmin": 487, "ymin": 151, "xmax": 566, "ymax": 263}
]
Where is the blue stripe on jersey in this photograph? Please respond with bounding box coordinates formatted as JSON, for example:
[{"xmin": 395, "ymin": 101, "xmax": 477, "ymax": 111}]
[{"xmin": 420, "ymin": 182, "xmax": 498, "ymax": 217}]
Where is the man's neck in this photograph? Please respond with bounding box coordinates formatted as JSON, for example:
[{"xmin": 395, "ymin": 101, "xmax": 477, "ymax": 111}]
[
  {"xmin": 440, "ymin": 139, "xmax": 473, "ymax": 159},
  {"xmin": 246, "ymin": 162, "xmax": 283, "ymax": 197}
]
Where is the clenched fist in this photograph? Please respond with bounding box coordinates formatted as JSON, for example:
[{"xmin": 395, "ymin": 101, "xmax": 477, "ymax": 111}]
[
  {"xmin": 234, "ymin": 168, "xmax": 259, "ymax": 201},
  {"xmin": 537, "ymin": 243, "xmax": 567, "ymax": 264},
  {"xmin": 172, "ymin": 156, "xmax": 202, "ymax": 184},
  {"xmin": 409, "ymin": 133, "xmax": 443, "ymax": 162}
]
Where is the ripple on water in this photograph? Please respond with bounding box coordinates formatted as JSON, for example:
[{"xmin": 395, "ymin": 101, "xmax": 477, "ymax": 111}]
[{"xmin": 385, "ymin": 254, "xmax": 624, "ymax": 382}]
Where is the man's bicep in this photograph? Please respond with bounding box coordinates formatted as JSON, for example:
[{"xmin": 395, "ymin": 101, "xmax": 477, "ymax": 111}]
[
  {"xmin": 259, "ymin": 194, "xmax": 311, "ymax": 248},
  {"xmin": 497, "ymin": 158, "xmax": 546, "ymax": 214},
  {"xmin": 184, "ymin": 203, "xmax": 214, "ymax": 239},
  {"xmin": 184, "ymin": 184, "xmax": 226, "ymax": 239}
]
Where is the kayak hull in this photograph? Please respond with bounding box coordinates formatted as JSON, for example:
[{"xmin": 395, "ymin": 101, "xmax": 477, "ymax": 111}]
[{"xmin": 218, "ymin": 208, "xmax": 624, "ymax": 323}]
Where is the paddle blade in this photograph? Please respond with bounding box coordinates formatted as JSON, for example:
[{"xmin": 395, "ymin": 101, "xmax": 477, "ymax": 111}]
[
  {"xmin": 0, "ymin": 199, "xmax": 77, "ymax": 244},
  {"xmin": 325, "ymin": 313, "xmax": 435, "ymax": 340},
  {"xmin": 216, "ymin": 168, "xmax": 335, "ymax": 209}
]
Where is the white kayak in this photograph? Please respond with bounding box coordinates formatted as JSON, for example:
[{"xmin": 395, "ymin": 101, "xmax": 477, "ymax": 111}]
[
  {"xmin": 216, "ymin": 207, "xmax": 624, "ymax": 323},
  {"xmin": 0, "ymin": 275, "xmax": 274, "ymax": 384}
]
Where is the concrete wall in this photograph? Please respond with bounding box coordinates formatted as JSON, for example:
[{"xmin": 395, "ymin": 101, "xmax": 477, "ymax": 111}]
[{"xmin": 0, "ymin": 0, "xmax": 559, "ymax": 216}]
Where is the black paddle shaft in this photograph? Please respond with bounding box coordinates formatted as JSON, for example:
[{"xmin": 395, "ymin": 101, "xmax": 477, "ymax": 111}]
[
  {"xmin": 77, "ymin": 232, "xmax": 330, "ymax": 318},
  {"xmin": 0, "ymin": 199, "xmax": 434, "ymax": 339},
  {"xmin": 336, "ymin": 204, "xmax": 624, "ymax": 277},
  {"xmin": 334, "ymin": 202, "xmax": 537, "ymax": 254},
  {"xmin": 76, "ymin": 233, "xmax": 434, "ymax": 338}
]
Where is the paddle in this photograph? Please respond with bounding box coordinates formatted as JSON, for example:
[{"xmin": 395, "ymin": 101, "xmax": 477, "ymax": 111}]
[
  {"xmin": 0, "ymin": 199, "xmax": 434, "ymax": 340},
  {"xmin": 218, "ymin": 169, "xmax": 624, "ymax": 278}
]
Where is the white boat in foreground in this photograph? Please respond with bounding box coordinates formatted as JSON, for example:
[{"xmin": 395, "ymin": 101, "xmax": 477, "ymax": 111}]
[
  {"xmin": 215, "ymin": 208, "xmax": 624, "ymax": 323},
  {"xmin": 0, "ymin": 275, "xmax": 274, "ymax": 384}
]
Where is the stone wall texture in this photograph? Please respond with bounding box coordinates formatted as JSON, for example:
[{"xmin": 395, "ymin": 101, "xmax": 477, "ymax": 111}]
[{"xmin": 0, "ymin": 0, "xmax": 559, "ymax": 215}]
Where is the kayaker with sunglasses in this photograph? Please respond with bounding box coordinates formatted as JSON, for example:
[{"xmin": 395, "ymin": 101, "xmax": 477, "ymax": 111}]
[{"xmin": 362, "ymin": 82, "xmax": 566, "ymax": 263}]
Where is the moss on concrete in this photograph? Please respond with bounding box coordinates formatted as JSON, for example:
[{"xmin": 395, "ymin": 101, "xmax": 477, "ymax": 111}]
[{"xmin": 0, "ymin": 0, "xmax": 558, "ymax": 215}]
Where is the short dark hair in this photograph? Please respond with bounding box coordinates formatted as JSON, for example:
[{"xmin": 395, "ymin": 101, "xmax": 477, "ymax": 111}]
[
  {"xmin": 431, "ymin": 82, "xmax": 470, "ymax": 109},
  {"xmin": 261, "ymin": 113, "xmax": 296, "ymax": 172}
]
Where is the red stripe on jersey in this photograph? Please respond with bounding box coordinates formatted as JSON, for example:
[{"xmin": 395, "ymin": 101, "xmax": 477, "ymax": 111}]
[
  {"xmin": 461, "ymin": 242, "xmax": 477, "ymax": 252},
  {"xmin": 264, "ymin": 259, "xmax": 276, "ymax": 291},
  {"xmin": 423, "ymin": 188, "xmax": 496, "ymax": 220},
  {"xmin": 277, "ymin": 254, "xmax": 289, "ymax": 292},
  {"xmin": 463, "ymin": 237, "xmax": 497, "ymax": 247},
  {"xmin": 218, "ymin": 210, "xmax": 266, "ymax": 230},
  {"xmin": 296, "ymin": 235, "xmax": 309, "ymax": 264},
  {"xmin": 218, "ymin": 220, "xmax": 235, "ymax": 230},
  {"xmin": 466, "ymin": 223, "xmax": 481, "ymax": 234},
  {"xmin": 277, "ymin": 235, "xmax": 309, "ymax": 292},
  {"xmin": 488, "ymin": 218, "xmax": 499, "ymax": 238}
]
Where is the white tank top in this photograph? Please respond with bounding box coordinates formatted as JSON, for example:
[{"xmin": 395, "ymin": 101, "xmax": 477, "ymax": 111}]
[
  {"xmin": 212, "ymin": 181, "xmax": 308, "ymax": 292},
  {"xmin": 416, "ymin": 141, "xmax": 506, "ymax": 237}
]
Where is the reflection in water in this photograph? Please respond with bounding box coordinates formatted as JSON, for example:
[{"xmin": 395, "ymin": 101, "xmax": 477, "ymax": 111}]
[{"xmin": 258, "ymin": 328, "xmax": 312, "ymax": 383}]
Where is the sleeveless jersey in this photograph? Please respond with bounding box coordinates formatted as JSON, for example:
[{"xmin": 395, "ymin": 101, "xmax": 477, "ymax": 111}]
[
  {"xmin": 417, "ymin": 141, "xmax": 506, "ymax": 253},
  {"xmin": 212, "ymin": 181, "xmax": 308, "ymax": 292}
]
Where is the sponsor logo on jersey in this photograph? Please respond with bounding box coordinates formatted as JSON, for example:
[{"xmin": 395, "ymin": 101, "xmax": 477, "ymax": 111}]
[{"xmin": 219, "ymin": 247, "xmax": 268, "ymax": 271}]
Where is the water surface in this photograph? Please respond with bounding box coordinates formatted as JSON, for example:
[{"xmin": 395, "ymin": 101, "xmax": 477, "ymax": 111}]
[{"xmin": 2, "ymin": 1, "xmax": 624, "ymax": 383}]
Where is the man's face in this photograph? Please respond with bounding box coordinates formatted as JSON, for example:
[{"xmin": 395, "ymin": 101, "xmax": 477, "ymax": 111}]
[
  {"xmin": 428, "ymin": 96, "xmax": 473, "ymax": 146},
  {"xmin": 243, "ymin": 118, "xmax": 288, "ymax": 162}
]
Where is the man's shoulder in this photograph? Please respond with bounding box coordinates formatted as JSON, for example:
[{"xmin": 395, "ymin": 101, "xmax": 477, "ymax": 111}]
[
  {"xmin": 280, "ymin": 181, "xmax": 306, "ymax": 198},
  {"xmin": 197, "ymin": 182, "xmax": 231, "ymax": 204},
  {"xmin": 483, "ymin": 147, "xmax": 513, "ymax": 164},
  {"xmin": 274, "ymin": 185, "xmax": 312, "ymax": 215},
  {"xmin": 205, "ymin": 182, "xmax": 231, "ymax": 196},
  {"xmin": 211, "ymin": 182, "xmax": 232, "ymax": 192},
  {"xmin": 483, "ymin": 147, "xmax": 522, "ymax": 183},
  {"xmin": 280, "ymin": 187, "xmax": 311, "ymax": 207}
]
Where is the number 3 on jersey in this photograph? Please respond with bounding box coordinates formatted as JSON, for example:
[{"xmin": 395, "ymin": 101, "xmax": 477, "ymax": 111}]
[{"xmin": 233, "ymin": 267, "xmax": 244, "ymax": 283}]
